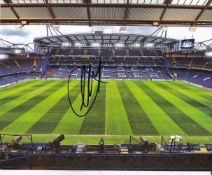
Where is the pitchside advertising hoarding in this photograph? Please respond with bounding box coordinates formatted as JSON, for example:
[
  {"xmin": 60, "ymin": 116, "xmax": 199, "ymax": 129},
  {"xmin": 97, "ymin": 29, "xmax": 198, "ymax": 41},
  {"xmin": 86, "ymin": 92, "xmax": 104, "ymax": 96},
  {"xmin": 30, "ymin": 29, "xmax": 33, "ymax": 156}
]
[{"xmin": 181, "ymin": 39, "xmax": 195, "ymax": 49}]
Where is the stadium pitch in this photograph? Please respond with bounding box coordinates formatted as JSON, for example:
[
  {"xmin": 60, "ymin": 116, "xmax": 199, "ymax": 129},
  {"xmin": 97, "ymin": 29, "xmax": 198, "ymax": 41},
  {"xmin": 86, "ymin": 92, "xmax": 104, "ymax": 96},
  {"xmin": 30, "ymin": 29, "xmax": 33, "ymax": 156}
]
[{"xmin": 0, "ymin": 80, "xmax": 211, "ymax": 144}]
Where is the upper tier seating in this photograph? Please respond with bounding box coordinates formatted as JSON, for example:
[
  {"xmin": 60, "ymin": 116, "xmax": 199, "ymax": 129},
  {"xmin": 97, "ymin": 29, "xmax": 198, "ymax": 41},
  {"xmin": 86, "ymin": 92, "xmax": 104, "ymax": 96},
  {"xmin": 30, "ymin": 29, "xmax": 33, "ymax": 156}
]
[{"xmin": 0, "ymin": 58, "xmax": 43, "ymax": 76}]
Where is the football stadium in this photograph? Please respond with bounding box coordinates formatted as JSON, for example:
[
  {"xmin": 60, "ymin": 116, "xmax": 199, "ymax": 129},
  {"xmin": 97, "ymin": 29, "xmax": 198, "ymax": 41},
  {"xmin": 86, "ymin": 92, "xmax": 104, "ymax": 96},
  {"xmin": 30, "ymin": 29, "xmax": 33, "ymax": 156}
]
[{"xmin": 0, "ymin": 0, "xmax": 212, "ymax": 170}]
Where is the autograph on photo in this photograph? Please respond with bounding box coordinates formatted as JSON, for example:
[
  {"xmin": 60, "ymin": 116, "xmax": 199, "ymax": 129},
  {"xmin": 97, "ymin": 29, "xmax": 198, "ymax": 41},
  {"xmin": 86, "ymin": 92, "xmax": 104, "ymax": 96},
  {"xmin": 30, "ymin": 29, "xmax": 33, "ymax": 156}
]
[{"xmin": 67, "ymin": 58, "xmax": 106, "ymax": 117}]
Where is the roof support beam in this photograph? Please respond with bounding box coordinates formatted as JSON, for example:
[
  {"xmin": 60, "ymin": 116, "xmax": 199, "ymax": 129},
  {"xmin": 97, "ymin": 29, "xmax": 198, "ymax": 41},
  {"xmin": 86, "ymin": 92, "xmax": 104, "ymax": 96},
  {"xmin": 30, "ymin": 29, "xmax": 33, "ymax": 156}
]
[
  {"xmin": 4, "ymin": 1, "xmax": 20, "ymax": 20},
  {"xmin": 83, "ymin": 35, "xmax": 88, "ymax": 45},
  {"xmin": 1, "ymin": 2, "xmax": 212, "ymax": 26},
  {"xmin": 154, "ymin": 38, "xmax": 166, "ymax": 45},
  {"xmin": 10, "ymin": 6, "xmax": 20, "ymax": 20},
  {"xmin": 101, "ymin": 35, "xmax": 104, "ymax": 45},
  {"xmin": 125, "ymin": 36, "xmax": 130, "ymax": 43},
  {"xmin": 109, "ymin": 35, "xmax": 112, "ymax": 45},
  {"xmin": 86, "ymin": 3, "xmax": 91, "ymax": 26},
  {"xmin": 159, "ymin": 4, "xmax": 168, "ymax": 24},
  {"xmin": 150, "ymin": 27, "xmax": 162, "ymax": 36},
  {"xmin": 140, "ymin": 37, "xmax": 149, "ymax": 44},
  {"xmin": 123, "ymin": 0, "xmax": 129, "ymax": 25},
  {"xmin": 1, "ymin": 19, "xmax": 212, "ymax": 26},
  {"xmin": 74, "ymin": 36, "xmax": 81, "ymax": 43},
  {"xmin": 117, "ymin": 36, "xmax": 121, "ymax": 43},
  {"xmin": 193, "ymin": 0, "xmax": 212, "ymax": 25},
  {"xmin": 64, "ymin": 36, "xmax": 74, "ymax": 45},
  {"xmin": 152, "ymin": 37, "xmax": 160, "ymax": 43},
  {"xmin": 55, "ymin": 37, "xmax": 63, "ymax": 43},
  {"xmin": 1, "ymin": 18, "xmax": 212, "ymax": 23},
  {"xmin": 2, "ymin": 3, "xmax": 212, "ymax": 9},
  {"xmin": 33, "ymin": 34, "xmax": 179, "ymax": 49},
  {"xmin": 132, "ymin": 36, "xmax": 140, "ymax": 44},
  {"xmin": 44, "ymin": 0, "xmax": 56, "ymax": 24}
]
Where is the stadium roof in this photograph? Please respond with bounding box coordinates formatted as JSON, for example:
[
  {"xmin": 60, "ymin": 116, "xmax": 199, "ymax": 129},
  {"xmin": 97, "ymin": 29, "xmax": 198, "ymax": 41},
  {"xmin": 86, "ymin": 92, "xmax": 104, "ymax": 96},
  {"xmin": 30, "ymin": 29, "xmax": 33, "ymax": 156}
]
[
  {"xmin": 0, "ymin": 0, "xmax": 212, "ymax": 26},
  {"xmin": 34, "ymin": 33, "xmax": 179, "ymax": 47}
]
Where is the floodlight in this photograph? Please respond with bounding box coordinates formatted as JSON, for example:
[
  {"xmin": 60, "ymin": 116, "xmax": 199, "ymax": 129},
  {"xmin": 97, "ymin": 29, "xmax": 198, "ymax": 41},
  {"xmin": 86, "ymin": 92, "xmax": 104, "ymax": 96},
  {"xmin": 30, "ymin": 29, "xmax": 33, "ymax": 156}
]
[
  {"xmin": 153, "ymin": 22, "xmax": 159, "ymax": 26},
  {"xmin": 134, "ymin": 43, "xmax": 141, "ymax": 47},
  {"xmin": 14, "ymin": 49, "xmax": 22, "ymax": 54},
  {"xmin": 92, "ymin": 43, "xmax": 100, "ymax": 47},
  {"xmin": 21, "ymin": 21, "xmax": 27, "ymax": 25},
  {"xmin": 115, "ymin": 43, "xmax": 124, "ymax": 47},
  {"xmin": 75, "ymin": 42, "xmax": 82, "ymax": 47},
  {"xmin": 62, "ymin": 42, "xmax": 71, "ymax": 47},
  {"xmin": 146, "ymin": 43, "xmax": 154, "ymax": 47}
]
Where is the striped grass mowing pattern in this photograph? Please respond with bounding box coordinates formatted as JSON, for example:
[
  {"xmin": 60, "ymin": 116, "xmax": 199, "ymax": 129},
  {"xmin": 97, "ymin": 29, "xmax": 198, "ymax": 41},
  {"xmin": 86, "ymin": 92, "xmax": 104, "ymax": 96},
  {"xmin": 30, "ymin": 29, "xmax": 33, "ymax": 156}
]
[
  {"xmin": 138, "ymin": 81, "xmax": 210, "ymax": 136},
  {"xmin": 1, "ymin": 81, "xmax": 66, "ymax": 133},
  {"xmin": 173, "ymin": 81, "xmax": 212, "ymax": 98},
  {"xmin": 52, "ymin": 81, "xmax": 85, "ymax": 134},
  {"xmin": 157, "ymin": 82, "xmax": 212, "ymax": 117},
  {"xmin": 79, "ymin": 83, "xmax": 106, "ymax": 135},
  {"xmin": 28, "ymin": 81, "xmax": 80, "ymax": 134},
  {"xmin": 106, "ymin": 81, "xmax": 132, "ymax": 135},
  {"xmin": 145, "ymin": 81, "xmax": 212, "ymax": 134},
  {"xmin": 0, "ymin": 80, "xmax": 211, "ymax": 140},
  {"xmin": 0, "ymin": 80, "xmax": 43, "ymax": 102},
  {"xmin": 0, "ymin": 81, "xmax": 63, "ymax": 130},
  {"xmin": 117, "ymin": 81, "xmax": 158, "ymax": 135},
  {"xmin": 126, "ymin": 81, "xmax": 185, "ymax": 136}
]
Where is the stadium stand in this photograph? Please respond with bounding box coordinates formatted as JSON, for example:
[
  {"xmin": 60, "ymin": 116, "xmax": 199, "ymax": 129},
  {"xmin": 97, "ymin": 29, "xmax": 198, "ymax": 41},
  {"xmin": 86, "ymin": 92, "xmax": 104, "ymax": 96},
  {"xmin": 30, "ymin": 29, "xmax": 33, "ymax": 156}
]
[
  {"xmin": 1, "ymin": 34, "xmax": 211, "ymax": 88},
  {"xmin": 0, "ymin": 58, "xmax": 42, "ymax": 76},
  {"xmin": 37, "ymin": 37, "xmax": 211, "ymax": 88},
  {"xmin": 0, "ymin": 51, "xmax": 43, "ymax": 86}
]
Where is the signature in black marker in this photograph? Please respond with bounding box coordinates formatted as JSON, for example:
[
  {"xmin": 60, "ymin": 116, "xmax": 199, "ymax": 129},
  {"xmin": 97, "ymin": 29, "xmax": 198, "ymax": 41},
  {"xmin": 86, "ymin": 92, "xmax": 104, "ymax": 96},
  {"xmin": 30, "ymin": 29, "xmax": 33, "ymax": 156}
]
[{"xmin": 67, "ymin": 58, "xmax": 105, "ymax": 117}]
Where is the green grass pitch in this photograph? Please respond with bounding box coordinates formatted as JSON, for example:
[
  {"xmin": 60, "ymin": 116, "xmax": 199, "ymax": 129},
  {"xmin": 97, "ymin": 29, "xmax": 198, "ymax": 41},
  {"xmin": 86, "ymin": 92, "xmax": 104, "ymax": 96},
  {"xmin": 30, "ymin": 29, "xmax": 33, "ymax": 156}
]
[{"xmin": 0, "ymin": 79, "xmax": 212, "ymax": 144}]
